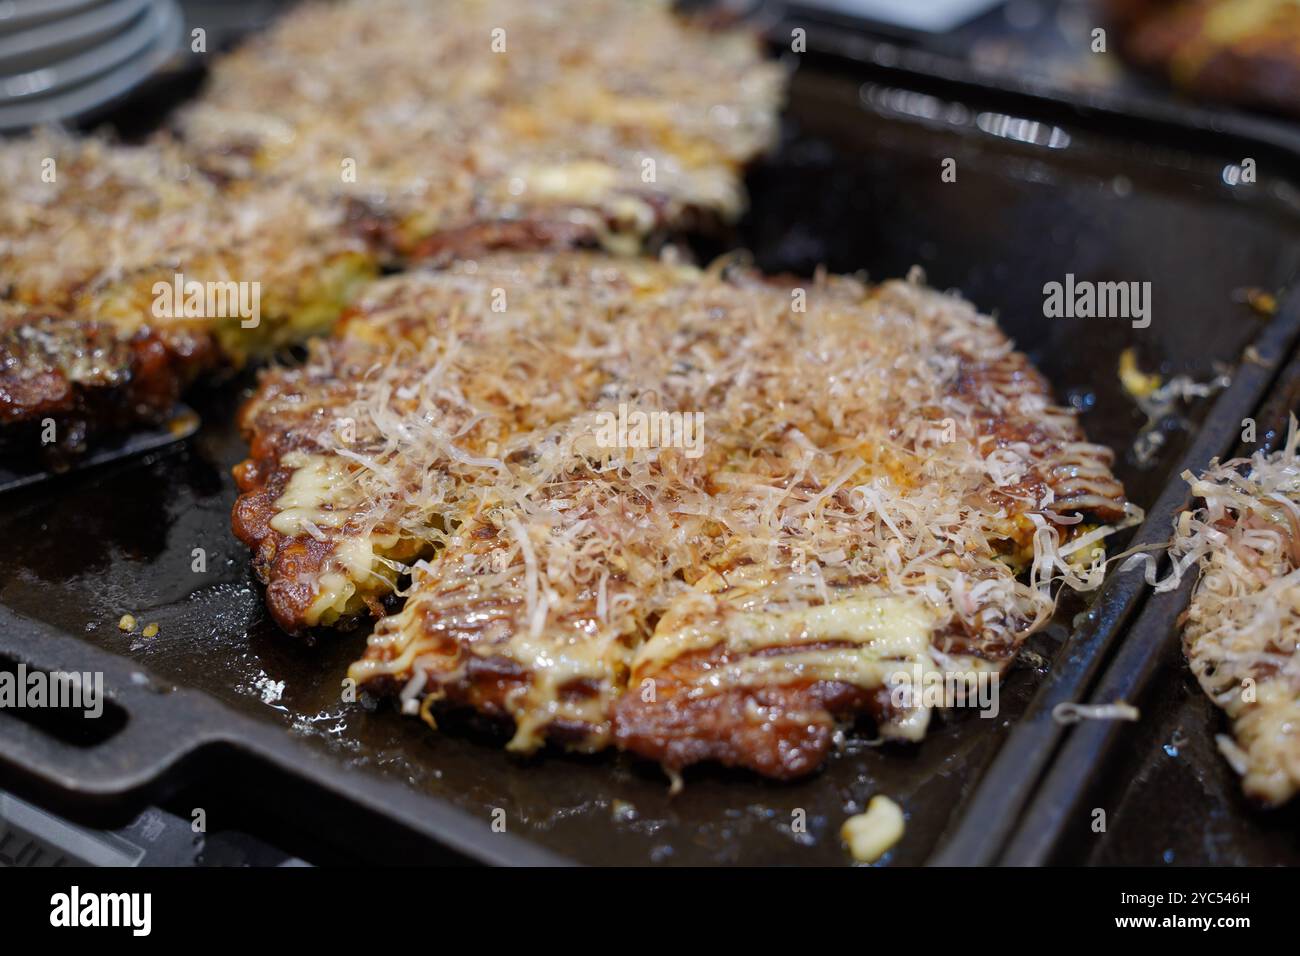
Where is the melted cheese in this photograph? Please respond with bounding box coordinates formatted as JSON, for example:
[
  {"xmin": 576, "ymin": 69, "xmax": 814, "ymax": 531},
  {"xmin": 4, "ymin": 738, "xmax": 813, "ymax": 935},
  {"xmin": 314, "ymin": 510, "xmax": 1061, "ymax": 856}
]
[
  {"xmin": 508, "ymin": 162, "xmax": 620, "ymax": 205},
  {"xmin": 634, "ymin": 594, "xmax": 942, "ymax": 739},
  {"xmin": 270, "ymin": 453, "xmax": 359, "ymax": 535},
  {"xmin": 842, "ymin": 796, "xmax": 905, "ymax": 863},
  {"xmin": 635, "ymin": 595, "xmax": 935, "ymax": 670},
  {"xmin": 270, "ymin": 452, "xmax": 426, "ymax": 627}
]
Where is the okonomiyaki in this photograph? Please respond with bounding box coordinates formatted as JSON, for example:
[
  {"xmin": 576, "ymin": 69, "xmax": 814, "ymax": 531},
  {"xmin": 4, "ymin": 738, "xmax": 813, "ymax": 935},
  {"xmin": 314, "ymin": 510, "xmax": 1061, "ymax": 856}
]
[
  {"xmin": 1105, "ymin": 0, "xmax": 1300, "ymax": 117},
  {"xmin": 1165, "ymin": 436, "xmax": 1300, "ymax": 806},
  {"xmin": 0, "ymin": 133, "xmax": 375, "ymax": 455},
  {"xmin": 177, "ymin": 0, "xmax": 784, "ymax": 259},
  {"xmin": 234, "ymin": 252, "xmax": 1132, "ymax": 779}
]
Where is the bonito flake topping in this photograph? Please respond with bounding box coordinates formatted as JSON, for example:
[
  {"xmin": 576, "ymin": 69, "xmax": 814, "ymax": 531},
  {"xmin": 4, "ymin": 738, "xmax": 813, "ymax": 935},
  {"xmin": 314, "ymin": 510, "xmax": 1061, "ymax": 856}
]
[
  {"xmin": 235, "ymin": 252, "xmax": 1132, "ymax": 779},
  {"xmin": 1162, "ymin": 425, "xmax": 1300, "ymax": 806}
]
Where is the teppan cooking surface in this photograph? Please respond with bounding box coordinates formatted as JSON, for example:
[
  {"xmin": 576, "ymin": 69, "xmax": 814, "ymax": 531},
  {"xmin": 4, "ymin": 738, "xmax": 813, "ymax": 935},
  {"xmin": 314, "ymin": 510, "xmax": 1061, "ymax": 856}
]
[{"xmin": 1, "ymin": 53, "xmax": 1298, "ymax": 864}]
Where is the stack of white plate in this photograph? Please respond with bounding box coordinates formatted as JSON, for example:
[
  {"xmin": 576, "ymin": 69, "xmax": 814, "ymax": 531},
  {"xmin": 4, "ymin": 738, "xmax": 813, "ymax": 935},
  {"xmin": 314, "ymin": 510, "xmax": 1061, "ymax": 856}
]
[{"xmin": 0, "ymin": 0, "xmax": 182, "ymax": 131}]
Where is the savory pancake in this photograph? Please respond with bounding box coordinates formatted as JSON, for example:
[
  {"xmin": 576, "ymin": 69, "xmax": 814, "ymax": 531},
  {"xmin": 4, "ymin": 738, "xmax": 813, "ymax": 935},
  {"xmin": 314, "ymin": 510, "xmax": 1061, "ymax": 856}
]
[
  {"xmin": 177, "ymin": 0, "xmax": 784, "ymax": 259},
  {"xmin": 0, "ymin": 133, "xmax": 374, "ymax": 454},
  {"xmin": 1105, "ymin": 0, "xmax": 1300, "ymax": 117},
  {"xmin": 233, "ymin": 254, "xmax": 689, "ymax": 632},
  {"xmin": 234, "ymin": 251, "xmax": 1131, "ymax": 779},
  {"xmin": 3, "ymin": 0, "xmax": 782, "ymax": 457},
  {"xmin": 1166, "ymin": 437, "xmax": 1300, "ymax": 805}
]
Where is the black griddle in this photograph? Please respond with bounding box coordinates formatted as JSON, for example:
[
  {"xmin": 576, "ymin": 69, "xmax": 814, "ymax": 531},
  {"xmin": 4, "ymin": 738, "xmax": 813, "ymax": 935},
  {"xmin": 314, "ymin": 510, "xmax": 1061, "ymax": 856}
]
[
  {"xmin": 2, "ymin": 38, "xmax": 1300, "ymax": 865},
  {"xmin": 1005, "ymin": 346, "xmax": 1300, "ymax": 867}
]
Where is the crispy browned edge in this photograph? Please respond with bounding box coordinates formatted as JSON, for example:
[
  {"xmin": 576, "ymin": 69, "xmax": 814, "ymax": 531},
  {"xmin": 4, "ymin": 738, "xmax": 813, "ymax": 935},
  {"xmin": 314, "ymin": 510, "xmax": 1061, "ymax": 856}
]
[
  {"xmin": 231, "ymin": 374, "xmax": 347, "ymax": 636},
  {"xmin": 0, "ymin": 317, "xmax": 219, "ymax": 460}
]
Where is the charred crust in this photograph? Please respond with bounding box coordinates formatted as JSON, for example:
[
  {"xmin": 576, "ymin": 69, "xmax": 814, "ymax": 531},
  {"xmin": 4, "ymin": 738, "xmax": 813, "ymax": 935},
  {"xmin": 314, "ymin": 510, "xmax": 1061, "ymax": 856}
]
[{"xmin": 613, "ymin": 646, "xmax": 880, "ymax": 779}]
